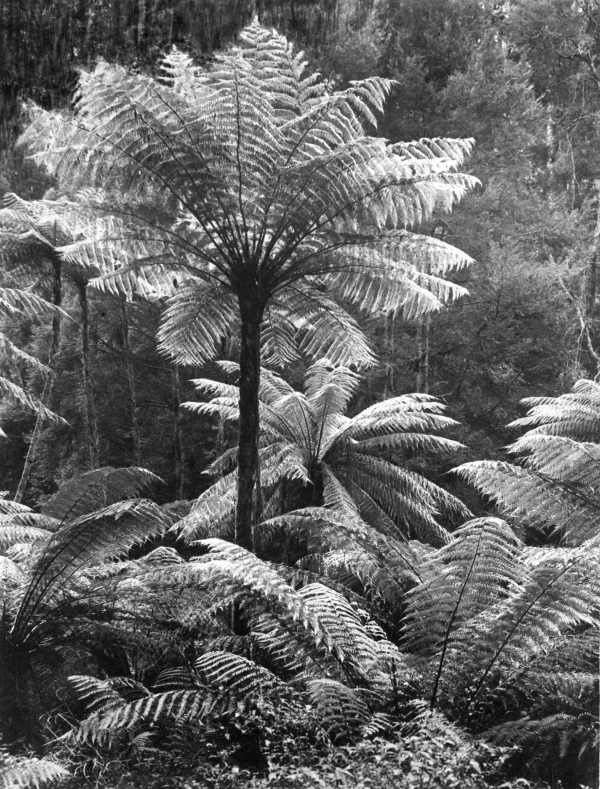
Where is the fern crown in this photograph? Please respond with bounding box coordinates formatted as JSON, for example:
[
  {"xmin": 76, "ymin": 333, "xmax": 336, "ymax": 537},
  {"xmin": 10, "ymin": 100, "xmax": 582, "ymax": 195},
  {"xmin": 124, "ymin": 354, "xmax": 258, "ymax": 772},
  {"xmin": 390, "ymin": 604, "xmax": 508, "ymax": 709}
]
[{"xmin": 17, "ymin": 21, "xmax": 477, "ymax": 369}]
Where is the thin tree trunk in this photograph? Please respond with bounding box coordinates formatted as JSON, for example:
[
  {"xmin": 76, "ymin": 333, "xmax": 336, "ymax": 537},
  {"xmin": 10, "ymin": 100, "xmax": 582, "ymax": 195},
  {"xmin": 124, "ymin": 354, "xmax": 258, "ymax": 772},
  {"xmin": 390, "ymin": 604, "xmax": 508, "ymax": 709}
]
[
  {"xmin": 422, "ymin": 314, "xmax": 431, "ymax": 394},
  {"xmin": 416, "ymin": 321, "xmax": 424, "ymax": 393},
  {"xmin": 172, "ymin": 365, "xmax": 186, "ymax": 499},
  {"xmin": 78, "ymin": 283, "xmax": 100, "ymax": 469},
  {"xmin": 137, "ymin": 0, "xmax": 146, "ymax": 44},
  {"xmin": 236, "ymin": 297, "xmax": 263, "ymax": 551},
  {"xmin": 15, "ymin": 259, "xmax": 62, "ymax": 502},
  {"xmin": 120, "ymin": 300, "xmax": 142, "ymax": 466}
]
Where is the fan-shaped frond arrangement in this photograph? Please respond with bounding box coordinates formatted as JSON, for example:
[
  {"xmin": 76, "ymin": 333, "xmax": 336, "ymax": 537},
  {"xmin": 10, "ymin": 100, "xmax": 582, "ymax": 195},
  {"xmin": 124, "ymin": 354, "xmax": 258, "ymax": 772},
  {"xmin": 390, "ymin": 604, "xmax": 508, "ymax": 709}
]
[
  {"xmin": 16, "ymin": 19, "xmax": 477, "ymax": 546},
  {"xmin": 399, "ymin": 516, "xmax": 600, "ymax": 774},
  {"xmin": 179, "ymin": 361, "xmax": 469, "ymax": 550},
  {"xmin": 455, "ymin": 379, "xmax": 600, "ymax": 545}
]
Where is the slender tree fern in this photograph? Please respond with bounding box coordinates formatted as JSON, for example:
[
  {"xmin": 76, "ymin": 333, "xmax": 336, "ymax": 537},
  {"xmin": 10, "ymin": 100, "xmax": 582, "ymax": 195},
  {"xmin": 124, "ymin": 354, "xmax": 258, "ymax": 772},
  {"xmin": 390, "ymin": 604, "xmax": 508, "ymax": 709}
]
[
  {"xmin": 16, "ymin": 20, "xmax": 478, "ymax": 547},
  {"xmin": 180, "ymin": 360, "xmax": 469, "ymax": 549}
]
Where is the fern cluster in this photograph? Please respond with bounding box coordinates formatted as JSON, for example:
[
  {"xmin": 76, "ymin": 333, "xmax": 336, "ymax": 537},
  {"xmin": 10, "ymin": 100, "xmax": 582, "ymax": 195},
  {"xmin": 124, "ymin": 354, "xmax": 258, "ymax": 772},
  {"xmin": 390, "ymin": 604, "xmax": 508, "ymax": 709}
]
[{"xmin": 1, "ymin": 17, "xmax": 598, "ymax": 789}]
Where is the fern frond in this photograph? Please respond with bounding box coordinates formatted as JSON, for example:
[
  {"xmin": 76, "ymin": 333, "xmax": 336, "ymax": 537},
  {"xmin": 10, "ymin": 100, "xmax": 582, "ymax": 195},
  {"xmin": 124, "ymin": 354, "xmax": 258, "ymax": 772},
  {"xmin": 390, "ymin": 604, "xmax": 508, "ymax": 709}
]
[
  {"xmin": 307, "ymin": 678, "xmax": 370, "ymax": 741},
  {"xmin": 41, "ymin": 466, "xmax": 161, "ymax": 523},
  {"xmin": 0, "ymin": 758, "xmax": 69, "ymax": 788},
  {"xmin": 13, "ymin": 499, "xmax": 170, "ymax": 642},
  {"xmin": 0, "ymin": 378, "xmax": 65, "ymax": 424},
  {"xmin": 454, "ymin": 459, "xmax": 600, "ymax": 544}
]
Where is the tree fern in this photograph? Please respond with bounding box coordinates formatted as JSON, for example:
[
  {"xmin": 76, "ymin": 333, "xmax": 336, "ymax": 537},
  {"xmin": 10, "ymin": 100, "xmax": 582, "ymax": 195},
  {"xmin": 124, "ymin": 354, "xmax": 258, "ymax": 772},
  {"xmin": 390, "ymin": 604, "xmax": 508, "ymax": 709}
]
[
  {"xmin": 17, "ymin": 20, "xmax": 477, "ymax": 546},
  {"xmin": 456, "ymin": 378, "xmax": 600, "ymax": 545},
  {"xmin": 400, "ymin": 518, "xmax": 600, "ymax": 731},
  {"xmin": 181, "ymin": 361, "xmax": 469, "ymax": 550},
  {"xmin": 0, "ymin": 471, "xmax": 171, "ymax": 740}
]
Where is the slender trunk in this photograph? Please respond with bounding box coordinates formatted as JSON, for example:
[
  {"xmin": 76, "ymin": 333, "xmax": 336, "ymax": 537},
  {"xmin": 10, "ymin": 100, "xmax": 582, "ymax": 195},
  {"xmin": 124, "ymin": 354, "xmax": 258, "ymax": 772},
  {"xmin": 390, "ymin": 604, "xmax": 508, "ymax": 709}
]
[
  {"xmin": 416, "ymin": 321, "xmax": 424, "ymax": 393},
  {"xmin": 236, "ymin": 297, "xmax": 264, "ymax": 550},
  {"xmin": 78, "ymin": 283, "xmax": 99, "ymax": 469},
  {"xmin": 172, "ymin": 365, "xmax": 186, "ymax": 499},
  {"xmin": 137, "ymin": 0, "xmax": 146, "ymax": 45},
  {"xmin": 422, "ymin": 314, "xmax": 431, "ymax": 394},
  {"xmin": 15, "ymin": 259, "xmax": 62, "ymax": 502},
  {"xmin": 120, "ymin": 301, "xmax": 142, "ymax": 466}
]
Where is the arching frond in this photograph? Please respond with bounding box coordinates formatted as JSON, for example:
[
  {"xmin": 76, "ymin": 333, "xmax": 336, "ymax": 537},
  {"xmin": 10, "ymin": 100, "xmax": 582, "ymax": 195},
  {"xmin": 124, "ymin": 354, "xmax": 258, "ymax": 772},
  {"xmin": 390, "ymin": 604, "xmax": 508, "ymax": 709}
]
[
  {"xmin": 0, "ymin": 378, "xmax": 64, "ymax": 425},
  {"xmin": 307, "ymin": 678, "xmax": 371, "ymax": 741},
  {"xmin": 41, "ymin": 466, "xmax": 161, "ymax": 523},
  {"xmin": 13, "ymin": 499, "xmax": 170, "ymax": 641}
]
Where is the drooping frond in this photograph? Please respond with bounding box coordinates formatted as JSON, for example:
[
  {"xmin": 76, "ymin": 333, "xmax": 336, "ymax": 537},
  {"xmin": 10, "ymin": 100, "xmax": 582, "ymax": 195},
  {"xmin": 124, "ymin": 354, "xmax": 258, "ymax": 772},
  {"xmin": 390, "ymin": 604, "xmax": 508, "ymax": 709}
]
[
  {"xmin": 454, "ymin": 459, "xmax": 600, "ymax": 544},
  {"xmin": 157, "ymin": 284, "xmax": 239, "ymax": 366},
  {"xmin": 12, "ymin": 499, "xmax": 170, "ymax": 642},
  {"xmin": 194, "ymin": 649, "xmax": 285, "ymax": 698},
  {"xmin": 511, "ymin": 378, "xmax": 600, "ymax": 439},
  {"xmin": 73, "ymin": 689, "xmax": 207, "ymax": 746},
  {"xmin": 307, "ymin": 678, "xmax": 371, "ymax": 741},
  {"xmin": 0, "ymin": 378, "xmax": 64, "ymax": 424},
  {"xmin": 16, "ymin": 21, "xmax": 476, "ymax": 380},
  {"xmin": 455, "ymin": 379, "xmax": 600, "ymax": 545},
  {"xmin": 0, "ymin": 524, "xmax": 52, "ymax": 553}
]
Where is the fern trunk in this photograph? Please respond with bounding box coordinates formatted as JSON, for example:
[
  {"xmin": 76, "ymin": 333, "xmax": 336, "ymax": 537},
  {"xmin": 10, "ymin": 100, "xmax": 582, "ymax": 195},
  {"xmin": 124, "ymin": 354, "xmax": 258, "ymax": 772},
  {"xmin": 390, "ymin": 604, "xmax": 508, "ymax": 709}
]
[
  {"xmin": 120, "ymin": 300, "xmax": 142, "ymax": 466},
  {"xmin": 78, "ymin": 283, "xmax": 100, "ymax": 469},
  {"xmin": 172, "ymin": 365, "xmax": 186, "ymax": 499},
  {"xmin": 236, "ymin": 295, "xmax": 264, "ymax": 550}
]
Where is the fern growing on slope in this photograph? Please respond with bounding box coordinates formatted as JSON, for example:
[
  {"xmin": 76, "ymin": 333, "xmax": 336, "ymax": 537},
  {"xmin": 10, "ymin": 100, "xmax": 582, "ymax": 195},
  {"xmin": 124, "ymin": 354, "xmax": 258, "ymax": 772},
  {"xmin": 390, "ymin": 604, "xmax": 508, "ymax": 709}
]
[
  {"xmin": 455, "ymin": 378, "xmax": 600, "ymax": 545},
  {"xmin": 16, "ymin": 19, "xmax": 478, "ymax": 547},
  {"xmin": 180, "ymin": 360, "xmax": 469, "ymax": 550}
]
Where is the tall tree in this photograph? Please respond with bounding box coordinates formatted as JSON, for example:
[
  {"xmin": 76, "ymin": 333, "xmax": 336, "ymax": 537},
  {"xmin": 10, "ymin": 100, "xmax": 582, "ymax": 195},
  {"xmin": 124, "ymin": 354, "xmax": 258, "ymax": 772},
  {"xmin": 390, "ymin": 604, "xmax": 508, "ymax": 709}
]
[{"xmin": 17, "ymin": 22, "xmax": 476, "ymax": 548}]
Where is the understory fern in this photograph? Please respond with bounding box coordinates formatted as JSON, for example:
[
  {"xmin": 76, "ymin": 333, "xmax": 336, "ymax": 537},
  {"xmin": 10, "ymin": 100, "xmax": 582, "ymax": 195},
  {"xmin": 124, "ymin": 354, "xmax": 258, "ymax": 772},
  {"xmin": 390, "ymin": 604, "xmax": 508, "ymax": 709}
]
[
  {"xmin": 456, "ymin": 378, "xmax": 600, "ymax": 545},
  {"xmin": 180, "ymin": 360, "xmax": 469, "ymax": 547}
]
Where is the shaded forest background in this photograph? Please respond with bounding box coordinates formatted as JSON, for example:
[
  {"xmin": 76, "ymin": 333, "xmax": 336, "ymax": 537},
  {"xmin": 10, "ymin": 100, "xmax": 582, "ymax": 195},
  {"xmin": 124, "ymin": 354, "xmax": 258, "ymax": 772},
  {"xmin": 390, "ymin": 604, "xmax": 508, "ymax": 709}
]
[{"xmin": 2, "ymin": 0, "xmax": 599, "ymax": 505}]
